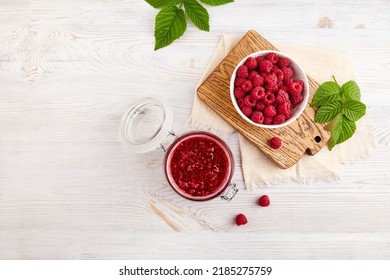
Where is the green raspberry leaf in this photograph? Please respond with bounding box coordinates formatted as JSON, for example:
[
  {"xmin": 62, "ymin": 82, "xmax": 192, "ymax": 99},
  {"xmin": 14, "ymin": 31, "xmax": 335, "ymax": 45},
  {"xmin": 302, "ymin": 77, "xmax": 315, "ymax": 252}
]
[
  {"xmin": 328, "ymin": 115, "xmax": 356, "ymax": 150},
  {"xmin": 199, "ymin": 0, "xmax": 234, "ymax": 6},
  {"xmin": 343, "ymin": 100, "xmax": 366, "ymax": 121},
  {"xmin": 154, "ymin": 6, "xmax": 187, "ymax": 51},
  {"xmin": 341, "ymin": 80, "xmax": 361, "ymax": 101},
  {"xmin": 311, "ymin": 81, "xmax": 341, "ymax": 107},
  {"xmin": 145, "ymin": 0, "xmax": 182, "ymax": 8},
  {"xmin": 184, "ymin": 0, "xmax": 210, "ymax": 31},
  {"xmin": 314, "ymin": 101, "xmax": 343, "ymax": 123}
]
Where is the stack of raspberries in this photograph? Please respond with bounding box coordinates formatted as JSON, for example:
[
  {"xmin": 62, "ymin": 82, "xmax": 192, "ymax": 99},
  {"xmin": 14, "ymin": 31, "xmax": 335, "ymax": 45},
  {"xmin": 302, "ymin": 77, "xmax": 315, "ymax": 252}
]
[{"xmin": 233, "ymin": 52, "xmax": 305, "ymax": 125}]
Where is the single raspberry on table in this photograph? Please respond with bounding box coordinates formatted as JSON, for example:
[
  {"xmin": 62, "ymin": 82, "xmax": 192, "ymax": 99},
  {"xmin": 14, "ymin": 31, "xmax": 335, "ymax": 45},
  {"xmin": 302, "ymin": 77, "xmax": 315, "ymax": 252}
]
[
  {"xmin": 273, "ymin": 114, "xmax": 286, "ymax": 125},
  {"xmin": 251, "ymin": 111, "xmax": 264, "ymax": 124},
  {"xmin": 258, "ymin": 195, "xmax": 270, "ymax": 207},
  {"xmin": 235, "ymin": 213, "xmax": 248, "ymax": 226},
  {"xmin": 245, "ymin": 57, "xmax": 258, "ymax": 70},
  {"xmin": 236, "ymin": 65, "xmax": 249, "ymax": 78},
  {"xmin": 241, "ymin": 80, "xmax": 253, "ymax": 92},
  {"xmin": 241, "ymin": 106, "xmax": 253, "ymax": 117},
  {"xmin": 234, "ymin": 87, "xmax": 246, "ymax": 99},
  {"xmin": 289, "ymin": 81, "xmax": 303, "ymax": 96},
  {"xmin": 251, "ymin": 86, "xmax": 266, "ymax": 100},
  {"xmin": 278, "ymin": 57, "xmax": 291, "ymax": 68},
  {"xmin": 269, "ymin": 137, "xmax": 282, "ymax": 149},
  {"xmin": 275, "ymin": 89, "xmax": 289, "ymax": 104},
  {"xmin": 265, "ymin": 52, "xmax": 279, "ymax": 64},
  {"xmin": 264, "ymin": 105, "xmax": 277, "ymax": 118},
  {"xmin": 259, "ymin": 60, "xmax": 273, "ymax": 73},
  {"xmin": 252, "ymin": 75, "xmax": 264, "ymax": 87},
  {"xmin": 244, "ymin": 95, "xmax": 256, "ymax": 108}
]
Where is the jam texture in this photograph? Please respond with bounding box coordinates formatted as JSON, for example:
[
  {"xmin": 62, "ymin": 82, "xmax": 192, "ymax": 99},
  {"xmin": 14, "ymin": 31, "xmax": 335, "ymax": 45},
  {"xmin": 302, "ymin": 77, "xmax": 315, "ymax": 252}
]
[{"xmin": 168, "ymin": 134, "xmax": 230, "ymax": 197}]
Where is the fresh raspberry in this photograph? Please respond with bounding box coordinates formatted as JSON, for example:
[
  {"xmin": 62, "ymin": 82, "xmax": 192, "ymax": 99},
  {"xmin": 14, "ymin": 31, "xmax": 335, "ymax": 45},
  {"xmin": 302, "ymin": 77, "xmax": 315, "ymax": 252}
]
[
  {"xmin": 259, "ymin": 60, "xmax": 273, "ymax": 73},
  {"xmin": 236, "ymin": 65, "xmax": 249, "ymax": 78},
  {"xmin": 280, "ymin": 85, "xmax": 288, "ymax": 92},
  {"xmin": 234, "ymin": 87, "xmax": 246, "ymax": 99},
  {"xmin": 263, "ymin": 92, "xmax": 275, "ymax": 105},
  {"xmin": 265, "ymin": 74, "xmax": 278, "ymax": 92},
  {"xmin": 241, "ymin": 80, "xmax": 253, "ymax": 92},
  {"xmin": 273, "ymin": 68, "xmax": 284, "ymax": 81},
  {"xmin": 273, "ymin": 114, "xmax": 286, "ymax": 125},
  {"xmin": 248, "ymin": 71, "xmax": 260, "ymax": 81},
  {"xmin": 289, "ymin": 81, "xmax": 303, "ymax": 95},
  {"xmin": 264, "ymin": 105, "xmax": 277, "ymax": 118},
  {"xmin": 265, "ymin": 52, "xmax": 279, "ymax": 64},
  {"xmin": 290, "ymin": 93, "xmax": 304, "ymax": 106},
  {"xmin": 283, "ymin": 78, "xmax": 293, "ymax": 87},
  {"xmin": 237, "ymin": 98, "xmax": 244, "ymax": 108},
  {"xmin": 265, "ymin": 73, "xmax": 278, "ymax": 86},
  {"xmin": 241, "ymin": 106, "xmax": 253, "ymax": 117},
  {"xmin": 277, "ymin": 101, "xmax": 291, "ymax": 116},
  {"xmin": 236, "ymin": 213, "xmax": 248, "ymax": 226},
  {"xmin": 264, "ymin": 117, "xmax": 272, "ymax": 125},
  {"xmin": 269, "ymin": 137, "xmax": 282, "ymax": 149},
  {"xmin": 234, "ymin": 77, "xmax": 246, "ymax": 87},
  {"xmin": 258, "ymin": 195, "xmax": 270, "ymax": 207},
  {"xmin": 255, "ymin": 101, "xmax": 266, "ymax": 111},
  {"xmin": 256, "ymin": 55, "xmax": 264, "ymax": 66},
  {"xmin": 244, "ymin": 95, "xmax": 256, "ymax": 108},
  {"xmin": 252, "ymin": 75, "xmax": 264, "ymax": 87},
  {"xmin": 266, "ymin": 83, "xmax": 278, "ymax": 92},
  {"xmin": 251, "ymin": 111, "xmax": 264, "ymax": 124},
  {"xmin": 282, "ymin": 67, "xmax": 293, "ymax": 81},
  {"xmin": 297, "ymin": 79, "xmax": 304, "ymax": 90},
  {"xmin": 245, "ymin": 57, "xmax": 258, "ymax": 70},
  {"xmin": 278, "ymin": 57, "xmax": 291, "ymax": 68},
  {"xmin": 251, "ymin": 86, "xmax": 265, "ymax": 100},
  {"xmin": 275, "ymin": 89, "xmax": 289, "ymax": 104}
]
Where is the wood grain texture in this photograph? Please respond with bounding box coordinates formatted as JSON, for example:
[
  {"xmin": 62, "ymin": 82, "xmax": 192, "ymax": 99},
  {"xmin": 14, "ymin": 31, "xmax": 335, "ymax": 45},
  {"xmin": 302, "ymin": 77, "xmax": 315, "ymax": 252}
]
[
  {"xmin": 197, "ymin": 30, "xmax": 330, "ymax": 169},
  {"xmin": 0, "ymin": 0, "xmax": 390, "ymax": 260}
]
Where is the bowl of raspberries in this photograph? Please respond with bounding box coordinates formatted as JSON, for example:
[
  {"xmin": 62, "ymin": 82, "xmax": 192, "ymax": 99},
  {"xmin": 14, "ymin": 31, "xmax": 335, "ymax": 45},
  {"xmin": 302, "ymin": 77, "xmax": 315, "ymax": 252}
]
[{"xmin": 230, "ymin": 50, "xmax": 309, "ymax": 128}]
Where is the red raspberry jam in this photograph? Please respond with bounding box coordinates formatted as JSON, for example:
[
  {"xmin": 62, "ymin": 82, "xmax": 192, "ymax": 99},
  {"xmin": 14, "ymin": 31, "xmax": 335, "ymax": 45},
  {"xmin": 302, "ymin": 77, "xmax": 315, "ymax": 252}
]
[{"xmin": 164, "ymin": 131, "xmax": 234, "ymax": 201}]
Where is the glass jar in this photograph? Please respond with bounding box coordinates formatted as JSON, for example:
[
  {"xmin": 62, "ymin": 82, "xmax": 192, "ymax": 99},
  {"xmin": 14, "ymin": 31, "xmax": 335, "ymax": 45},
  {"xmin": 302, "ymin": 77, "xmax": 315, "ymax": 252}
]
[{"xmin": 120, "ymin": 97, "xmax": 238, "ymax": 202}]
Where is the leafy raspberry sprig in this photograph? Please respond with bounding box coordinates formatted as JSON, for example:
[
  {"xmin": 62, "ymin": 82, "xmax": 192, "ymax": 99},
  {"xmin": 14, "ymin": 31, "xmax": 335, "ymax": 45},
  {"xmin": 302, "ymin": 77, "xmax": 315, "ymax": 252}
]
[
  {"xmin": 144, "ymin": 0, "xmax": 234, "ymax": 50},
  {"xmin": 311, "ymin": 76, "xmax": 366, "ymax": 150}
]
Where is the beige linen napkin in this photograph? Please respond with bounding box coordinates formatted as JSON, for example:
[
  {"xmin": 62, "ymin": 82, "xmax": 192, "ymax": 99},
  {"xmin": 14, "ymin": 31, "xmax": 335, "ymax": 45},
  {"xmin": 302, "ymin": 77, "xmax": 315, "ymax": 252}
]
[{"xmin": 190, "ymin": 34, "xmax": 374, "ymax": 188}]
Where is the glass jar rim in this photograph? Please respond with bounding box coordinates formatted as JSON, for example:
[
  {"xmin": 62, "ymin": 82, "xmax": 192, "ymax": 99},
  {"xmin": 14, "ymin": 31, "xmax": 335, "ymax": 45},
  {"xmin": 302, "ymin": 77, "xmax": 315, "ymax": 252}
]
[{"xmin": 163, "ymin": 131, "xmax": 235, "ymax": 201}]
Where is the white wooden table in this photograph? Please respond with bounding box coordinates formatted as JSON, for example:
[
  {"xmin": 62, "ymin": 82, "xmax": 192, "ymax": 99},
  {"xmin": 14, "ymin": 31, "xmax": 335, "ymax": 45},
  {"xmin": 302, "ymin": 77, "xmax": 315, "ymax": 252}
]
[{"xmin": 1, "ymin": 0, "xmax": 389, "ymax": 259}]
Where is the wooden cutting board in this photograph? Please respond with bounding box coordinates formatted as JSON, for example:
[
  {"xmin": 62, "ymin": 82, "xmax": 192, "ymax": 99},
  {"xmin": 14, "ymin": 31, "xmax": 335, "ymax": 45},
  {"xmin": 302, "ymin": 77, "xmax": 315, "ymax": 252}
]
[{"xmin": 197, "ymin": 30, "xmax": 331, "ymax": 169}]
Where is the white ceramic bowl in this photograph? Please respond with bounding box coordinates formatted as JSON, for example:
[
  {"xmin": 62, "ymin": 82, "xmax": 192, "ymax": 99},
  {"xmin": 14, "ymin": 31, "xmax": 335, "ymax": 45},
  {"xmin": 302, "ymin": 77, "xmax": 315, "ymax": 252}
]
[{"xmin": 230, "ymin": 50, "xmax": 309, "ymax": 129}]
